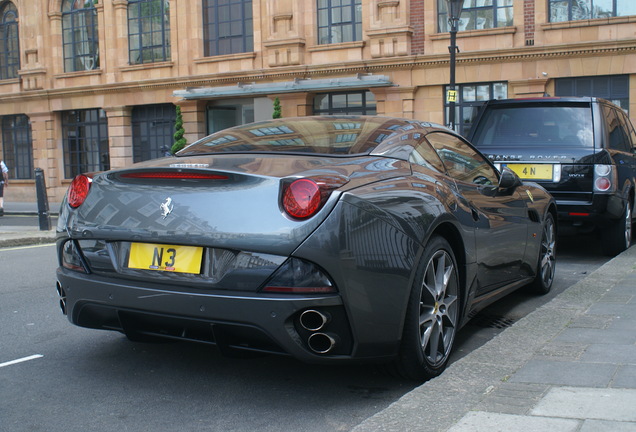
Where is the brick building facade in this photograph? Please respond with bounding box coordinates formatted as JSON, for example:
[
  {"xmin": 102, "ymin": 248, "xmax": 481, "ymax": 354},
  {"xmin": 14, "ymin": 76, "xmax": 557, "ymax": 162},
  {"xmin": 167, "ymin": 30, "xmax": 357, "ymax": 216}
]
[{"xmin": 1, "ymin": 0, "xmax": 635, "ymax": 204}]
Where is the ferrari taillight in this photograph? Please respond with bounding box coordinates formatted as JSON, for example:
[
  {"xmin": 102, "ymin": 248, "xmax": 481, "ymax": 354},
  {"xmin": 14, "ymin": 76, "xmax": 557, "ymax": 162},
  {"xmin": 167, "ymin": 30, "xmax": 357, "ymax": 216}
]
[
  {"xmin": 283, "ymin": 179, "xmax": 322, "ymax": 219},
  {"xmin": 282, "ymin": 175, "xmax": 349, "ymax": 220},
  {"xmin": 67, "ymin": 174, "xmax": 92, "ymax": 208}
]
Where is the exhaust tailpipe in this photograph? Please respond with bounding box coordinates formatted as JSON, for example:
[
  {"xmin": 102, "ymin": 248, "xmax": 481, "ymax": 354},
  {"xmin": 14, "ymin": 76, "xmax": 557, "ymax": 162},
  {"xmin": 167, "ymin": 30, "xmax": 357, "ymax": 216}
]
[
  {"xmin": 299, "ymin": 309, "xmax": 331, "ymax": 331},
  {"xmin": 307, "ymin": 332, "xmax": 339, "ymax": 354}
]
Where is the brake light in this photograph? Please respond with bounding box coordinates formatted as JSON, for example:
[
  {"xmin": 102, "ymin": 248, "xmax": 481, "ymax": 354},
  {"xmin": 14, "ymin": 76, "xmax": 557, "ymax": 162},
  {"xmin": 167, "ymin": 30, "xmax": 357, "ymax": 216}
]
[
  {"xmin": 283, "ymin": 179, "xmax": 322, "ymax": 219},
  {"xmin": 67, "ymin": 175, "xmax": 92, "ymax": 208},
  {"xmin": 120, "ymin": 172, "xmax": 228, "ymax": 180},
  {"xmin": 593, "ymin": 164, "xmax": 616, "ymax": 193},
  {"xmin": 595, "ymin": 177, "xmax": 611, "ymax": 191},
  {"xmin": 282, "ymin": 175, "xmax": 349, "ymax": 220}
]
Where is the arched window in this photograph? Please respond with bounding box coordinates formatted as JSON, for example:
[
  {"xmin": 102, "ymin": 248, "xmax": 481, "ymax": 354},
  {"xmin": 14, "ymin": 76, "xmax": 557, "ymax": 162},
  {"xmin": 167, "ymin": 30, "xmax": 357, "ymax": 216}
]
[
  {"xmin": 62, "ymin": 0, "xmax": 99, "ymax": 72},
  {"xmin": 128, "ymin": 0, "xmax": 171, "ymax": 64},
  {"xmin": 0, "ymin": 2, "xmax": 19, "ymax": 80}
]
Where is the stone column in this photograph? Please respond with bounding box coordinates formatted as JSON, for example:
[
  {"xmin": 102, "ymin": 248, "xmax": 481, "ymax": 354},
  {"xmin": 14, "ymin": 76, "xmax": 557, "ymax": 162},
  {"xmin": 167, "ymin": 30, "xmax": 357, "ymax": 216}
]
[
  {"xmin": 104, "ymin": 106, "xmax": 133, "ymax": 170},
  {"xmin": 269, "ymin": 93, "xmax": 313, "ymax": 117},
  {"xmin": 370, "ymin": 87, "xmax": 415, "ymax": 118},
  {"xmin": 175, "ymin": 100, "xmax": 207, "ymax": 144},
  {"xmin": 29, "ymin": 112, "xmax": 64, "ymax": 203},
  {"xmin": 509, "ymin": 78, "xmax": 549, "ymax": 98}
]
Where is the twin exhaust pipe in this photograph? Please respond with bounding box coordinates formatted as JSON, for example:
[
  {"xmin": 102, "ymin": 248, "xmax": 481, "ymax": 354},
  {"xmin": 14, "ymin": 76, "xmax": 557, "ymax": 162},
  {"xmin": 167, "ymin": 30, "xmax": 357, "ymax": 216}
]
[{"xmin": 299, "ymin": 309, "xmax": 339, "ymax": 354}]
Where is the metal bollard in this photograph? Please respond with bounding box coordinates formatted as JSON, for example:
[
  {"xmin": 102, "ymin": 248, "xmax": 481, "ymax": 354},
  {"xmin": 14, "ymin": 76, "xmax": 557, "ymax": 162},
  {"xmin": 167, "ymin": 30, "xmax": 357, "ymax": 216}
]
[{"xmin": 34, "ymin": 168, "xmax": 51, "ymax": 231}]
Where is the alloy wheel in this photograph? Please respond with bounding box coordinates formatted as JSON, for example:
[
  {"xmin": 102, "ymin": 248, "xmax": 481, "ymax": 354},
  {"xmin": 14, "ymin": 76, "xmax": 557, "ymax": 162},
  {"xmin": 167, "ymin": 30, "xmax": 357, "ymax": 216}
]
[
  {"xmin": 624, "ymin": 204, "xmax": 632, "ymax": 249},
  {"xmin": 538, "ymin": 216, "xmax": 556, "ymax": 288},
  {"xmin": 419, "ymin": 250, "xmax": 459, "ymax": 367}
]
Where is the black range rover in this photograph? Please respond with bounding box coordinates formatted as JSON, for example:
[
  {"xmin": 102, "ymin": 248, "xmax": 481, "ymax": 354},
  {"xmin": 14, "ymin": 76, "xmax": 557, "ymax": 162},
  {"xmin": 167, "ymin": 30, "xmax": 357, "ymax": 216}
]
[{"xmin": 468, "ymin": 97, "xmax": 636, "ymax": 256}]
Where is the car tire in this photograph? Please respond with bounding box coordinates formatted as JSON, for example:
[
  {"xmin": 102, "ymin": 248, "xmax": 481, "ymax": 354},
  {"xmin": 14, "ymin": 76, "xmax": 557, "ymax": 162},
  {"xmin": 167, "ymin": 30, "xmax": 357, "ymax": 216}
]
[
  {"xmin": 392, "ymin": 236, "xmax": 460, "ymax": 381},
  {"xmin": 529, "ymin": 213, "xmax": 556, "ymax": 295},
  {"xmin": 601, "ymin": 199, "xmax": 632, "ymax": 257}
]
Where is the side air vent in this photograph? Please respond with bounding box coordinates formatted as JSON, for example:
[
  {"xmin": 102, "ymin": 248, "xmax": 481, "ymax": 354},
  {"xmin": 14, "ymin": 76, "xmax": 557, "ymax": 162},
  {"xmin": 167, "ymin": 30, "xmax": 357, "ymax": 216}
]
[{"xmin": 527, "ymin": 209, "xmax": 540, "ymax": 223}]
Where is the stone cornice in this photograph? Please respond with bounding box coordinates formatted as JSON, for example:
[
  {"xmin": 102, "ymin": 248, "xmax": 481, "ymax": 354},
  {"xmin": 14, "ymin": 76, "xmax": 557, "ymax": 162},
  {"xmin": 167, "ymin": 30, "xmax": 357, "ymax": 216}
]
[{"xmin": 2, "ymin": 40, "xmax": 635, "ymax": 102}]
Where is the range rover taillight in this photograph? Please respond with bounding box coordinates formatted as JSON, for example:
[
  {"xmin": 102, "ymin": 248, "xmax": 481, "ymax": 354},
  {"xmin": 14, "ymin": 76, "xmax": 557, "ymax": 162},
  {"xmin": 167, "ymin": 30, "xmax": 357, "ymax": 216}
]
[
  {"xmin": 593, "ymin": 165, "xmax": 616, "ymax": 193},
  {"xmin": 67, "ymin": 174, "xmax": 93, "ymax": 208}
]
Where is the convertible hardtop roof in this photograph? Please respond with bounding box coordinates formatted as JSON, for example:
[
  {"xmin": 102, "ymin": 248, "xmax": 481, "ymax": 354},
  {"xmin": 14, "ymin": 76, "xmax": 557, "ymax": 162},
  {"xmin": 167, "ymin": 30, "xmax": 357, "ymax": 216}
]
[{"xmin": 177, "ymin": 115, "xmax": 451, "ymax": 157}]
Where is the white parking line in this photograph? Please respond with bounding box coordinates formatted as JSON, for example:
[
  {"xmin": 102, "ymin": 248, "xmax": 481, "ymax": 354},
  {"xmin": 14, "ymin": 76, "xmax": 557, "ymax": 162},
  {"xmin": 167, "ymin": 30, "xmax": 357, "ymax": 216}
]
[
  {"xmin": 0, "ymin": 243, "xmax": 55, "ymax": 252},
  {"xmin": 0, "ymin": 354, "xmax": 44, "ymax": 368}
]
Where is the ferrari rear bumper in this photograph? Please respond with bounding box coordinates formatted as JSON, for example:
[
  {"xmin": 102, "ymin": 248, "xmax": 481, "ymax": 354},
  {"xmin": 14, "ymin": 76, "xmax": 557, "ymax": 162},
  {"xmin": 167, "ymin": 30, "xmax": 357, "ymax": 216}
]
[{"xmin": 56, "ymin": 268, "xmax": 395, "ymax": 363}]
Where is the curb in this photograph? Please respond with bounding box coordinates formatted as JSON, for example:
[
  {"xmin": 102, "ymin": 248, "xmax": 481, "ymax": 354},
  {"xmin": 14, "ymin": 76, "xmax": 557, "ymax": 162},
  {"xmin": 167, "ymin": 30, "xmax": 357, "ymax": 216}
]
[
  {"xmin": 0, "ymin": 235, "xmax": 56, "ymax": 248},
  {"xmin": 352, "ymin": 246, "xmax": 636, "ymax": 432}
]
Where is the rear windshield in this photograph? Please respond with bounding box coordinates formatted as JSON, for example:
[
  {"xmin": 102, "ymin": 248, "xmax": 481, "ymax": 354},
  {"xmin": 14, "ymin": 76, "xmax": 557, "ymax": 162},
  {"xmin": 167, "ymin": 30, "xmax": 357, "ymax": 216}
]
[
  {"xmin": 471, "ymin": 104, "xmax": 594, "ymax": 148},
  {"xmin": 177, "ymin": 116, "xmax": 405, "ymax": 156}
]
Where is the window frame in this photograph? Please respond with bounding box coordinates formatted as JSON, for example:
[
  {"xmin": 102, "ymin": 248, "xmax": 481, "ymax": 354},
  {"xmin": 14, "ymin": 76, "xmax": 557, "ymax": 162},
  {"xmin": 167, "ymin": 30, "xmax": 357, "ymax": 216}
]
[
  {"xmin": 62, "ymin": 109, "xmax": 109, "ymax": 179},
  {"xmin": 549, "ymin": 0, "xmax": 636, "ymax": 23},
  {"xmin": 127, "ymin": 0, "xmax": 171, "ymax": 65},
  {"xmin": 444, "ymin": 82, "xmax": 508, "ymax": 137},
  {"xmin": 131, "ymin": 104, "xmax": 177, "ymax": 162},
  {"xmin": 203, "ymin": 0, "xmax": 253, "ymax": 57},
  {"xmin": 313, "ymin": 91, "xmax": 376, "ymax": 115},
  {"xmin": 438, "ymin": 0, "xmax": 513, "ymax": 33},
  {"xmin": 0, "ymin": 2, "xmax": 19, "ymax": 80},
  {"xmin": 317, "ymin": 0, "xmax": 362, "ymax": 45},
  {"xmin": 555, "ymin": 75, "xmax": 629, "ymax": 112},
  {"xmin": 61, "ymin": 0, "xmax": 100, "ymax": 73},
  {"xmin": 1, "ymin": 114, "xmax": 33, "ymax": 180}
]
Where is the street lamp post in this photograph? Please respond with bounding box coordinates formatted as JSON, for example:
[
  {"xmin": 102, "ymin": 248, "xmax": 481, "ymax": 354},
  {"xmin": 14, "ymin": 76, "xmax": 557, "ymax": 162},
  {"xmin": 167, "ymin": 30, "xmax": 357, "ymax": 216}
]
[{"xmin": 445, "ymin": 0, "xmax": 463, "ymax": 131}]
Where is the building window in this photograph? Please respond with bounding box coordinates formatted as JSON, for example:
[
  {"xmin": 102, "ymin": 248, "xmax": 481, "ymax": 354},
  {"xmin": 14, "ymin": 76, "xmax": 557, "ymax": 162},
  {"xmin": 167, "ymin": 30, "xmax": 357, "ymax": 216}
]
[
  {"xmin": 313, "ymin": 91, "xmax": 376, "ymax": 115},
  {"xmin": 1, "ymin": 115, "xmax": 33, "ymax": 179},
  {"xmin": 0, "ymin": 2, "xmax": 19, "ymax": 80},
  {"xmin": 549, "ymin": 0, "xmax": 636, "ymax": 22},
  {"xmin": 438, "ymin": 0, "xmax": 513, "ymax": 32},
  {"xmin": 62, "ymin": 109, "xmax": 109, "ymax": 179},
  {"xmin": 62, "ymin": 0, "xmax": 99, "ymax": 72},
  {"xmin": 128, "ymin": 0, "xmax": 171, "ymax": 64},
  {"xmin": 555, "ymin": 75, "xmax": 629, "ymax": 112},
  {"xmin": 317, "ymin": 0, "xmax": 362, "ymax": 45},
  {"xmin": 444, "ymin": 82, "xmax": 507, "ymax": 136},
  {"xmin": 132, "ymin": 104, "xmax": 176, "ymax": 162},
  {"xmin": 203, "ymin": 0, "xmax": 253, "ymax": 56}
]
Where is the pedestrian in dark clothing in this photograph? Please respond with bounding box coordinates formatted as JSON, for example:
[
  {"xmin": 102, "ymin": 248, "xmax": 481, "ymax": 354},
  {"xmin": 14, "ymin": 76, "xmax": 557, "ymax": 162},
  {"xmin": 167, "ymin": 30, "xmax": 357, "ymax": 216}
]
[{"xmin": 0, "ymin": 160, "xmax": 8, "ymax": 216}]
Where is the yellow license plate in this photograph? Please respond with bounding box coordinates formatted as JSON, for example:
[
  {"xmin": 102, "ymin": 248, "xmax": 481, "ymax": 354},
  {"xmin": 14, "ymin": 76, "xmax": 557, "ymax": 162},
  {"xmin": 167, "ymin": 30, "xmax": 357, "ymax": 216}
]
[
  {"xmin": 506, "ymin": 164, "xmax": 553, "ymax": 180},
  {"xmin": 128, "ymin": 243, "xmax": 203, "ymax": 274}
]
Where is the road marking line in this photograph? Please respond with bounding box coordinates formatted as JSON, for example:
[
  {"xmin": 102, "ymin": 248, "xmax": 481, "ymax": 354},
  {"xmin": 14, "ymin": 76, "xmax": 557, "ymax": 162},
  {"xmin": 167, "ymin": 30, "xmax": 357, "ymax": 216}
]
[
  {"xmin": 0, "ymin": 354, "xmax": 44, "ymax": 368},
  {"xmin": 0, "ymin": 243, "xmax": 55, "ymax": 252}
]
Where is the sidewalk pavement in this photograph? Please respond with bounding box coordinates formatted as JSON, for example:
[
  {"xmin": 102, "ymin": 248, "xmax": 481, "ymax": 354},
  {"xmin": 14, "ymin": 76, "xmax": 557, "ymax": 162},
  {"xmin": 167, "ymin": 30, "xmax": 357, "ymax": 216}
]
[
  {"xmin": 3, "ymin": 202, "xmax": 635, "ymax": 431},
  {"xmin": 0, "ymin": 201, "xmax": 57, "ymax": 248},
  {"xmin": 354, "ymin": 246, "xmax": 636, "ymax": 432}
]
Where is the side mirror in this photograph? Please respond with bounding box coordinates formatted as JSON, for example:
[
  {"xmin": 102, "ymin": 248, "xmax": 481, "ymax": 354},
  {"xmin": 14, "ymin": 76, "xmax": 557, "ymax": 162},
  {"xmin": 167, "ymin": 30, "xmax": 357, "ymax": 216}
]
[{"xmin": 499, "ymin": 167, "xmax": 522, "ymax": 191}]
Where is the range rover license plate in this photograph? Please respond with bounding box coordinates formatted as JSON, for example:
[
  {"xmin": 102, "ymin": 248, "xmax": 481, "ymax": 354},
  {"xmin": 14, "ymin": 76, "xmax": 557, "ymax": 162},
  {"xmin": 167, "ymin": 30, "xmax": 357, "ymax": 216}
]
[
  {"xmin": 505, "ymin": 164, "xmax": 552, "ymax": 180},
  {"xmin": 128, "ymin": 243, "xmax": 203, "ymax": 274}
]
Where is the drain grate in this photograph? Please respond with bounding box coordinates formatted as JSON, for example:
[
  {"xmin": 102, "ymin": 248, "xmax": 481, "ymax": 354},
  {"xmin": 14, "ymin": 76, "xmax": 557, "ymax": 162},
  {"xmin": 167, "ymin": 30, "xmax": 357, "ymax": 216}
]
[{"xmin": 469, "ymin": 314, "xmax": 516, "ymax": 329}]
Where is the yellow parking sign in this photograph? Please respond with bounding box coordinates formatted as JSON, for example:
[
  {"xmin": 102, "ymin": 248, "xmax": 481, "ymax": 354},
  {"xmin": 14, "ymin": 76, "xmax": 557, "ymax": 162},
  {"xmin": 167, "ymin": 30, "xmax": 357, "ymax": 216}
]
[{"xmin": 447, "ymin": 90, "xmax": 457, "ymax": 103}]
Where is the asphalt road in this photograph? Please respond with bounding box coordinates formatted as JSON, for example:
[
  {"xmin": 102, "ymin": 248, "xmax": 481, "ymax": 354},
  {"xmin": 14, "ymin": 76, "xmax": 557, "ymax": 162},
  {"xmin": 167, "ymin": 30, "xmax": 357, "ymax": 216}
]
[{"xmin": 0, "ymin": 234, "xmax": 609, "ymax": 432}]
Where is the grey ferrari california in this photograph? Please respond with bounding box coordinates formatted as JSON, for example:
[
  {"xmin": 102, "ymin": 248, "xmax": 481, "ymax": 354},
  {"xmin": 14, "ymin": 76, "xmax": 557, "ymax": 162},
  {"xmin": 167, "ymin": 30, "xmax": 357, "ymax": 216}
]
[{"xmin": 56, "ymin": 115, "xmax": 556, "ymax": 381}]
